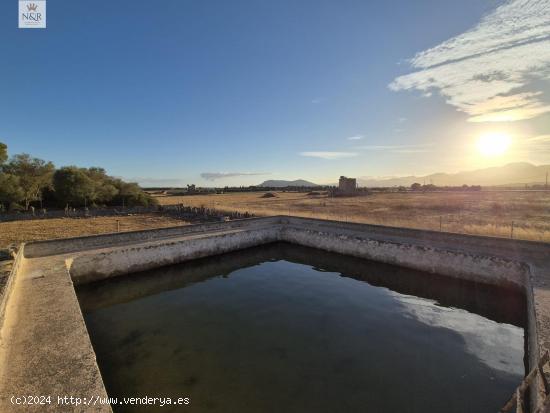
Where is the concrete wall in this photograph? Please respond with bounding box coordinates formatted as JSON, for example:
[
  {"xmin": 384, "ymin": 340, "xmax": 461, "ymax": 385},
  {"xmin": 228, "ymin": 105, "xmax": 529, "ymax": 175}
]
[
  {"xmin": 69, "ymin": 225, "xmax": 280, "ymax": 285},
  {"xmin": 23, "ymin": 217, "xmax": 282, "ymax": 258},
  {"xmin": 282, "ymin": 224, "xmax": 529, "ymax": 289},
  {"xmin": 283, "ymin": 216, "xmax": 549, "ymax": 261},
  {"xmin": 5, "ymin": 216, "xmax": 550, "ymax": 412},
  {"xmin": 0, "ymin": 246, "xmax": 24, "ymax": 340},
  {"xmin": 26, "ymin": 215, "xmax": 540, "ymax": 290}
]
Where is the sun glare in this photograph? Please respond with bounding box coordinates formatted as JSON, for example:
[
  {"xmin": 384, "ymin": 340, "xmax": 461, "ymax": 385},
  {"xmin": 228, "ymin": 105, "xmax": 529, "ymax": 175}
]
[{"xmin": 477, "ymin": 132, "xmax": 511, "ymax": 157}]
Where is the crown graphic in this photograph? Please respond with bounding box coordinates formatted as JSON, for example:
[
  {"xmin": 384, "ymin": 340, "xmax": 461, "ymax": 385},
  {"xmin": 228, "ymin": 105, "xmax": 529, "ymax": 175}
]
[{"xmin": 26, "ymin": 3, "xmax": 38, "ymax": 11}]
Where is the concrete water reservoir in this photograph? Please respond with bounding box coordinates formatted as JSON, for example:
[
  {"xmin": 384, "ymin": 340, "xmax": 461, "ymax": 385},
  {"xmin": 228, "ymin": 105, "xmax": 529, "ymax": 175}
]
[
  {"xmin": 77, "ymin": 243, "xmax": 525, "ymax": 413},
  {"xmin": 1, "ymin": 216, "xmax": 549, "ymax": 412}
]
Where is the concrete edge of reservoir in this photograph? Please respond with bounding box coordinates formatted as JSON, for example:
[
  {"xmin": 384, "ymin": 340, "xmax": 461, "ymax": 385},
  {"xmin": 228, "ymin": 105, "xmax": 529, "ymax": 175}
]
[{"xmin": 0, "ymin": 216, "xmax": 549, "ymax": 412}]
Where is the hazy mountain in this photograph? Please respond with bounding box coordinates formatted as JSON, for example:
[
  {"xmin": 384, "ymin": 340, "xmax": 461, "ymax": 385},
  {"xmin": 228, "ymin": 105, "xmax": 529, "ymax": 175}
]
[
  {"xmin": 357, "ymin": 162, "xmax": 550, "ymax": 187},
  {"xmin": 259, "ymin": 179, "xmax": 319, "ymax": 187}
]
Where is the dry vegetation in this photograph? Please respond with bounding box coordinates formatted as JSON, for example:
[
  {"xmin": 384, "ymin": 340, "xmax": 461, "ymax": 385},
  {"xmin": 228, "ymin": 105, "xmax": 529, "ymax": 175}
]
[
  {"xmin": 155, "ymin": 190, "xmax": 550, "ymax": 242},
  {"xmin": 0, "ymin": 214, "xmax": 187, "ymax": 248},
  {"xmin": 2, "ymin": 190, "xmax": 549, "ymax": 248}
]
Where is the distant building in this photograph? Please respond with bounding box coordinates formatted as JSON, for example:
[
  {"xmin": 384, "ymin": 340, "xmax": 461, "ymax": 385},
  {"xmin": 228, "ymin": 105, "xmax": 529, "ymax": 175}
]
[{"xmin": 338, "ymin": 176, "xmax": 357, "ymax": 195}]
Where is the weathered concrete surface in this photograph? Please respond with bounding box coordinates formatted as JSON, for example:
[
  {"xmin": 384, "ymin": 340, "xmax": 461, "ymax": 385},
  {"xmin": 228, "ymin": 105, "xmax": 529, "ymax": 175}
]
[
  {"xmin": 0, "ymin": 255, "xmax": 111, "ymax": 412},
  {"xmin": 0, "ymin": 248, "xmax": 20, "ymax": 345},
  {"xmin": 69, "ymin": 224, "xmax": 280, "ymax": 285},
  {"xmin": 23, "ymin": 217, "xmax": 283, "ymax": 259},
  {"xmin": 0, "ymin": 216, "xmax": 549, "ymax": 412},
  {"xmin": 283, "ymin": 223, "xmax": 529, "ymax": 288}
]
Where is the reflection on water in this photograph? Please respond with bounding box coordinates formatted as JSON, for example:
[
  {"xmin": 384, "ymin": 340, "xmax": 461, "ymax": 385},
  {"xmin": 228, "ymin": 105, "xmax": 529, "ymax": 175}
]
[{"xmin": 77, "ymin": 242, "xmax": 525, "ymax": 413}]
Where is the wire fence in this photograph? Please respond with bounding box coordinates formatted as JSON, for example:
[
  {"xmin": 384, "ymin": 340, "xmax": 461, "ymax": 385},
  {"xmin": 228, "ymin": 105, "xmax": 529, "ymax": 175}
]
[
  {"xmin": 1, "ymin": 202, "xmax": 548, "ymax": 243},
  {"xmin": 0, "ymin": 204, "xmax": 257, "ymax": 224}
]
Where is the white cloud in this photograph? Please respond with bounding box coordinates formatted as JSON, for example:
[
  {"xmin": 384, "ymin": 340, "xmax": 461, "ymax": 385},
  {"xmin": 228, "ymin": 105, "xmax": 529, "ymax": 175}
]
[
  {"xmin": 347, "ymin": 135, "xmax": 363, "ymax": 140},
  {"xmin": 392, "ymin": 148, "xmax": 431, "ymax": 154},
  {"xmin": 390, "ymin": 0, "xmax": 550, "ymax": 122},
  {"xmin": 357, "ymin": 144, "xmax": 433, "ymax": 153},
  {"xmin": 300, "ymin": 151, "xmax": 358, "ymax": 160},
  {"xmin": 127, "ymin": 177, "xmax": 186, "ymax": 187},
  {"xmin": 200, "ymin": 172, "xmax": 270, "ymax": 181},
  {"xmin": 311, "ymin": 97, "xmax": 326, "ymax": 104},
  {"xmin": 359, "ymin": 145, "xmax": 403, "ymax": 150}
]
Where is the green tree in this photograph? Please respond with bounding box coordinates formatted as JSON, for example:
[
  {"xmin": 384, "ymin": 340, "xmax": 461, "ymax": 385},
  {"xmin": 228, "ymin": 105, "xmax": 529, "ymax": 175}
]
[
  {"xmin": 0, "ymin": 173, "xmax": 24, "ymax": 211},
  {"xmin": 114, "ymin": 180, "xmax": 157, "ymax": 207},
  {"xmin": 85, "ymin": 167, "xmax": 118, "ymax": 205},
  {"xmin": 5, "ymin": 154, "xmax": 55, "ymax": 210},
  {"xmin": 0, "ymin": 142, "xmax": 7, "ymax": 165},
  {"xmin": 53, "ymin": 167, "xmax": 95, "ymax": 206},
  {"xmin": 0, "ymin": 142, "xmax": 23, "ymax": 211}
]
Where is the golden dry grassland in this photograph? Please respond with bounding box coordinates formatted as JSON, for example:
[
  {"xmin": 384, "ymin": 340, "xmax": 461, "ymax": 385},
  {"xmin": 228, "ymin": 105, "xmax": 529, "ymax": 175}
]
[
  {"xmin": 2, "ymin": 190, "xmax": 549, "ymax": 248},
  {"xmin": 0, "ymin": 214, "xmax": 187, "ymax": 248},
  {"xmin": 156, "ymin": 190, "xmax": 550, "ymax": 242}
]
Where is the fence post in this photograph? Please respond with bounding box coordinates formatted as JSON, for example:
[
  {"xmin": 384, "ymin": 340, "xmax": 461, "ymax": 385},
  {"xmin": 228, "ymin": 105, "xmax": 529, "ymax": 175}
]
[
  {"xmin": 439, "ymin": 216, "xmax": 442, "ymax": 232},
  {"xmin": 510, "ymin": 221, "xmax": 514, "ymax": 239},
  {"xmin": 117, "ymin": 220, "xmax": 120, "ymax": 233}
]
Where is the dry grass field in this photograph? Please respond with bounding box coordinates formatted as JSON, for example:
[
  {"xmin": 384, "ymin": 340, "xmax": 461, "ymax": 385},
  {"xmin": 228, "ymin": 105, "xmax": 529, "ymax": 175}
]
[
  {"xmin": 0, "ymin": 214, "xmax": 187, "ymax": 249},
  {"xmin": 156, "ymin": 190, "xmax": 550, "ymax": 242},
  {"xmin": 2, "ymin": 190, "xmax": 549, "ymax": 249}
]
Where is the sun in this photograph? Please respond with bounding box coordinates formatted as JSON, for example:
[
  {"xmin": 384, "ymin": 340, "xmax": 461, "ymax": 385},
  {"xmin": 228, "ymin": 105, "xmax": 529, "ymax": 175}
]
[{"xmin": 477, "ymin": 132, "xmax": 511, "ymax": 157}]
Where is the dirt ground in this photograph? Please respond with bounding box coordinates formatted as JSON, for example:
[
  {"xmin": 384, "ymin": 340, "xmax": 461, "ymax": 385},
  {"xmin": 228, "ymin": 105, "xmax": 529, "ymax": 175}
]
[
  {"xmin": 0, "ymin": 214, "xmax": 187, "ymax": 248},
  {"xmin": 2, "ymin": 190, "xmax": 549, "ymax": 248},
  {"xmin": 155, "ymin": 190, "xmax": 550, "ymax": 242}
]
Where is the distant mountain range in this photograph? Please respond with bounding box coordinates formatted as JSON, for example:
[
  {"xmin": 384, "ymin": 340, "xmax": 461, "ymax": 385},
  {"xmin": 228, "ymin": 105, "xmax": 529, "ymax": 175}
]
[
  {"xmin": 256, "ymin": 163, "xmax": 550, "ymax": 188},
  {"xmin": 357, "ymin": 162, "xmax": 550, "ymax": 187},
  {"xmin": 259, "ymin": 179, "xmax": 319, "ymax": 187}
]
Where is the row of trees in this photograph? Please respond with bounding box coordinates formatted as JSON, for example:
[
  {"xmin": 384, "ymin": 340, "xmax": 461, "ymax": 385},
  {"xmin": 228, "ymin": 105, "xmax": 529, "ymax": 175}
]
[{"xmin": 0, "ymin": 142, "xmax": 156, "ymax": 212}]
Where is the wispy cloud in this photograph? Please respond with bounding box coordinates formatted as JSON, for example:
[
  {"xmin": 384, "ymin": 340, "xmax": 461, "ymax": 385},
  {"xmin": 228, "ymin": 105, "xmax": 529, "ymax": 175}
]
[
  {"xmin": 347, "ymin": 135, "xmax": 363, "ymax": 140},
  {"xmin": 392, "ymin": 148, "xmax": 431, "ymax": 154},
  {"xmin": 311, "ymin": 97, "xmax": 326, "ymax": 104},
  {"xmin": 300, "ymin": 151, "xmax": 358, "ymax": 160},
  {"xmin": 357, "ymin": 144, "xmax": 433, "ymax": 153},
  {"xmin": 519, "ymin": 134, "xmax": 550, "ymax": 155},
  {"xmin": 526, "ymin": 134, "xmax": 550, "ymax": 143},
  {"xmin": 488, "ymin": 134, "xmax": 550, "ymax": 164},
  {"xmin": 128, "ymin": 177, "xmax": 186, "ymax": 186},
  {"xmin": 390, "ymin": 0, "xmax": 550, "ymax": 122},
  {"xmin": 200, "ymin": 172, "xmax": 270, "ymax": 181}
]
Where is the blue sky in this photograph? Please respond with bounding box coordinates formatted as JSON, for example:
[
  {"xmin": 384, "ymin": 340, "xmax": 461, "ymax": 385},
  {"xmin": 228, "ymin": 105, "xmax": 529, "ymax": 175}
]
[{"xmin": 1, "ymin": 0, "xmax": 549, "ymax": 186}]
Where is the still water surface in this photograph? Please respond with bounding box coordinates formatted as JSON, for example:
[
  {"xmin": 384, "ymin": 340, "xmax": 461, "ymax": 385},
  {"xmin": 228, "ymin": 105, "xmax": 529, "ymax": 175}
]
[{"xmin": 77, "ymin": 243, "xmax": 525, "ymax": 413}]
